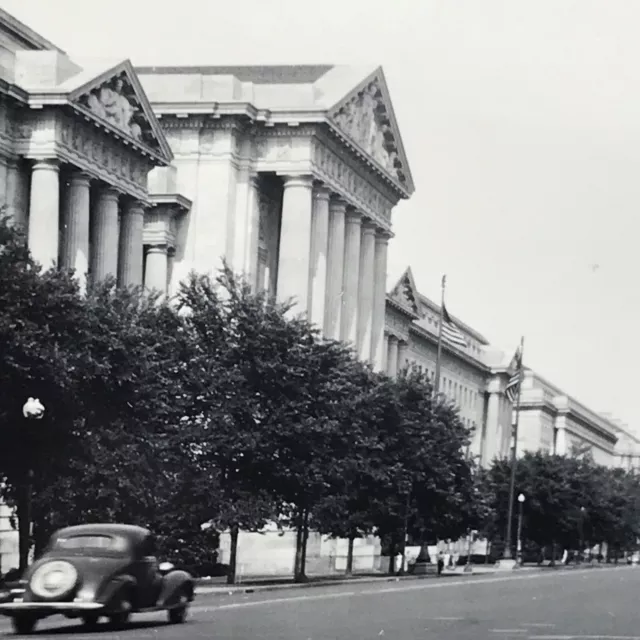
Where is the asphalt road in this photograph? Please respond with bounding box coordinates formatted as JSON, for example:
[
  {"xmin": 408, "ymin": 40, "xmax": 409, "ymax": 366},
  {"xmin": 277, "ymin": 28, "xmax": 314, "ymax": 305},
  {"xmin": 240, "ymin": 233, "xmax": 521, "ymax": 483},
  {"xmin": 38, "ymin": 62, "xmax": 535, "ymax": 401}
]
[{"xmin": 1, "ymin": 566, "xmax": 639, "ymax": 639}]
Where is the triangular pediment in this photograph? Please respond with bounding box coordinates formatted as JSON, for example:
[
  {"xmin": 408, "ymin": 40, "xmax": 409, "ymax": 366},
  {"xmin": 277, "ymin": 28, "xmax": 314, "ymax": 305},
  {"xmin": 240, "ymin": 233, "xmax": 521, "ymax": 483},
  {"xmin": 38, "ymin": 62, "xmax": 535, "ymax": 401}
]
[
  {"xmin": 328, "ymin": 67, "xmax": 414, "ymax": 195},
  {"xmin": 68, "ymin": 60, "xmax": 173, "ymax": 164},
  {"xmin": 389, "ymin": 267, "xmax": 421, "ymax": 318}
]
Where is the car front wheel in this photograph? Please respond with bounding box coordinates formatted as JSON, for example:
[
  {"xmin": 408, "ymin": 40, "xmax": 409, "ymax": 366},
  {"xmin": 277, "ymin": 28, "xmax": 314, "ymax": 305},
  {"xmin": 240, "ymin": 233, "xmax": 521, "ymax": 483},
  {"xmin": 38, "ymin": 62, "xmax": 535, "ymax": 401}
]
[
  {"xmin": 109, "ymin": 593, "xmax": 133, "ymax": 628},
  {"xmin": 12, "ymin": 615, "xmax": 37, "ymax": 635}
]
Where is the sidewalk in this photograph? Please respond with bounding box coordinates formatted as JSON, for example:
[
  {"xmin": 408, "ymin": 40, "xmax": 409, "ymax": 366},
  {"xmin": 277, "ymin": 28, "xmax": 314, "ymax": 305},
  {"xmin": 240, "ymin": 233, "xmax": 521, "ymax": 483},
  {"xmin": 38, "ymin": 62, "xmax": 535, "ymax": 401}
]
[{"xmin": 194, "ymin": 562, "xmax": 627, "ymax": 597}]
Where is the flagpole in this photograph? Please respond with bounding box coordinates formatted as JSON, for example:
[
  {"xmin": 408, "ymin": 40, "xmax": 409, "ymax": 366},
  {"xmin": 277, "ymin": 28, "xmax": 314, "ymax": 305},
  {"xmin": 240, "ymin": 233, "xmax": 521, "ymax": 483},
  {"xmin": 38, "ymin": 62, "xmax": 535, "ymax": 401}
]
[
  {"xmin": 433, "ymin": 275, "xmax": 446, "ymax": 397},
  {"xmin": 501, "ymin": 335, "xmax": 525, "ymax": 564}
]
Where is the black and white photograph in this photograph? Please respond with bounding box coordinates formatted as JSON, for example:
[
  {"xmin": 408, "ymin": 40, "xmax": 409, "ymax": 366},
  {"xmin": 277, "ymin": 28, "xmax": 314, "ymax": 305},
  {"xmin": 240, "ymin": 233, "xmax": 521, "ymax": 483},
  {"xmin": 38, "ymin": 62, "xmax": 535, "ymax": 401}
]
[{"xmin": 0, "ymin": 1, "xmax": 637, "ymax": 638}]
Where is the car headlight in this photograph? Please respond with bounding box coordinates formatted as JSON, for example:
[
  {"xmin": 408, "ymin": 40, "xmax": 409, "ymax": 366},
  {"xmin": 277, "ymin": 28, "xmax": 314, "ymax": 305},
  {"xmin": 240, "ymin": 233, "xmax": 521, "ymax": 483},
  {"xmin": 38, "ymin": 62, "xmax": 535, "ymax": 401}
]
[{"xmin": 30, "ymin": 561, "xmax": 78, "ymax": 599}]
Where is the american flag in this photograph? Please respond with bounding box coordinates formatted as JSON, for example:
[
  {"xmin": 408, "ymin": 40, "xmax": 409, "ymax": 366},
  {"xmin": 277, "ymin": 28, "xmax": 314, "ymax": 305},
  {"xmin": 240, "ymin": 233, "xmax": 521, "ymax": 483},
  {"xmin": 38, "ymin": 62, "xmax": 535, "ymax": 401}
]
[
  {"xmin": 505, "ymin": 346, "xmax": 523, "ymax": 403},
  {"xmin": 441, "ymin": 303, "xmax": 468, "ymax": 349}
]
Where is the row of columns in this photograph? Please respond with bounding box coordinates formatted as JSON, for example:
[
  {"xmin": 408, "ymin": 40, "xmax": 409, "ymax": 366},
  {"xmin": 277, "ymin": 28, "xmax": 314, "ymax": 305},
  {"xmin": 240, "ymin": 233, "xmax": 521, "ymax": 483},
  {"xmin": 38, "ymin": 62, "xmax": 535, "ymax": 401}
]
[
  {"xmin": 24, "ymin": 159, "xmax": 166, "ymax": 295},
  {"xmin": 384, "ymin": 334, "xmax": 409, "ymax": 379},
  {"xmin": 276, "ymin": 175, "xmax": 390, "ymax": 369}
]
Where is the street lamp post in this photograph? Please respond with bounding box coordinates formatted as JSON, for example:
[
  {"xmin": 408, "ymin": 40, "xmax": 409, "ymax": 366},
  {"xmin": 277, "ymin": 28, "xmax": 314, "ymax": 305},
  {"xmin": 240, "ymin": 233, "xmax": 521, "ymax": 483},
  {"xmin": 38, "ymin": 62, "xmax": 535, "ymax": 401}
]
[
  {"xmin": 399, "ymin": 483, "xmax": 412, "ymax": 576},
  {"xmin": 579, "ymin": 506, "xmax": 586, "ymax": 564},
  {"xmin": 517, "ymin": 493, "xmax": 526, "ymax": 566},
  {"xmin": 19, "ymin": 398, "xmax": 45, "ymax": 573}
]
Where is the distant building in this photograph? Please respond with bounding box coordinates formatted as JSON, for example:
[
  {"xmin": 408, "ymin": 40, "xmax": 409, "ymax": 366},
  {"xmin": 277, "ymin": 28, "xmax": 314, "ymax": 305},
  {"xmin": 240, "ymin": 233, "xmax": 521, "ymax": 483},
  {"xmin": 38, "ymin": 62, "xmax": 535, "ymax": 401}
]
[{"xmin": 385, "ymin": 267, "xmax": 631, "ymax": 469}]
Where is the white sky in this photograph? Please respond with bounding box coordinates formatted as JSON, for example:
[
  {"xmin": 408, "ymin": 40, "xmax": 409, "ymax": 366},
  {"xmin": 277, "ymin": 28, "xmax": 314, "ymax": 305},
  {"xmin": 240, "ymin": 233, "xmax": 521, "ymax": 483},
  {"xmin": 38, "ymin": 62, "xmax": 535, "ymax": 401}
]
[{"xmin": 2, "ymin": 0, "xmax": 638, "ymax": 429}]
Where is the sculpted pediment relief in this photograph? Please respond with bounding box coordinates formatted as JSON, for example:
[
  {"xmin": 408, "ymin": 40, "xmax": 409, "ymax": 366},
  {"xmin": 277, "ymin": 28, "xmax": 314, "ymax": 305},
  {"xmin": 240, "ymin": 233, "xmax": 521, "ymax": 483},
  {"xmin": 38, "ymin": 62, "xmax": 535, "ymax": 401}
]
[
  {"xmin": 389, "ymin": 267, "xmax": 421, "ymax": 318},
  {"xmin": 71, "ymin": 67, "xmax": 168, "ymax": 160},
  {"xmin": 330, "ymin": 80, "xmax": 408, "ymax": 187}
]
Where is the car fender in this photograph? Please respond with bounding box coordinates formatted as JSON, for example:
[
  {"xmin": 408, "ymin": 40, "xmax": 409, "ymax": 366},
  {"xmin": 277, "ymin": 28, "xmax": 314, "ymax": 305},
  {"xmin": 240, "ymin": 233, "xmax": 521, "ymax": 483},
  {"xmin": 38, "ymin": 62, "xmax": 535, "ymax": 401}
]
[
  {"xmin": 157, "ymin": 571, "xmax": 194, "ymax": 607},
  {"xmin": 96, "ymin": 574, "xmax": 137, "ymax": 606}
]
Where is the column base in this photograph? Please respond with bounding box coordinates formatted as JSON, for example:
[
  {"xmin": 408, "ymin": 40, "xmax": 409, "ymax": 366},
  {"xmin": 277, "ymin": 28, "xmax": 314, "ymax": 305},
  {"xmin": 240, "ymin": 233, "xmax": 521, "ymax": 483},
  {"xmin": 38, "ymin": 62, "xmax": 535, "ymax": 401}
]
[{"xmin": 494, "ymin": 558, "xmax": 518, "ymax": 571}]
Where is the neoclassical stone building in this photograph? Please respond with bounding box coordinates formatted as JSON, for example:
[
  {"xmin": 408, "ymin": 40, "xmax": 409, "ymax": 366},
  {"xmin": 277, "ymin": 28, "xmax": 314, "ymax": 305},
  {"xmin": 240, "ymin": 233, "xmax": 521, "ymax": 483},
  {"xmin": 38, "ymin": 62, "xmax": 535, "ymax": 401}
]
[
  {"xmin": 1, "ymin": 8, "xmax": 413, "ymax": 377},
  {"xmin": 385, "ymin": 267, "xmax": 517, "ymax": 465},
  {"xmin": 386, "ymin": 267, "xmax": 632, "ymax": 468},
  {"xmin": 136, "ymin": 64, "xmax": 413, "ymax": 368}
]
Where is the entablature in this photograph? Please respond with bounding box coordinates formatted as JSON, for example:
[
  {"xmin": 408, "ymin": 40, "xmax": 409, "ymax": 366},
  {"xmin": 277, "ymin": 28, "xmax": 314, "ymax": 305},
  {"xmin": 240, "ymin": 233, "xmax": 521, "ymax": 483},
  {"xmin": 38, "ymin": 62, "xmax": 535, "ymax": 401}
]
[{"xmin": 11, "ymin": 107, "xmax": 155, "ymax": 202}]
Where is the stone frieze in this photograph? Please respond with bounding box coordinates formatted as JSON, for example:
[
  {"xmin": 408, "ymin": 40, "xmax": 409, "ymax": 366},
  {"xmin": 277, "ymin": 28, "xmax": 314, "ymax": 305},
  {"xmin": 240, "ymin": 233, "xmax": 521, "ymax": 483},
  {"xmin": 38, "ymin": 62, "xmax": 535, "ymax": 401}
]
[{"xmin": 313, "ymin": 140, "xmax": 393, "ymax": 223}]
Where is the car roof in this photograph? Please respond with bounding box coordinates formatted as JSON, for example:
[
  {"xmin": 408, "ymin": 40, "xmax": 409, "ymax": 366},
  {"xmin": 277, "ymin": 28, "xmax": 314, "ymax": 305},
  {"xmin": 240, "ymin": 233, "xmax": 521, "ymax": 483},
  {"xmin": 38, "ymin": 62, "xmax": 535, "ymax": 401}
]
[{"xmin": 53, "ymin": 523, "xmax": 151, "ymax": 544}]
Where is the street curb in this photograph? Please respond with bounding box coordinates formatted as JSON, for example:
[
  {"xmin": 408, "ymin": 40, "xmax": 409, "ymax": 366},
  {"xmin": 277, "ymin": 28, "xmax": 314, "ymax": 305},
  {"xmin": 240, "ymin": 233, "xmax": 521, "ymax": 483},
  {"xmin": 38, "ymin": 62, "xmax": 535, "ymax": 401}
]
[{"xmin": 193, "ymin": 563, "xmax": 629, "ymax": 597}]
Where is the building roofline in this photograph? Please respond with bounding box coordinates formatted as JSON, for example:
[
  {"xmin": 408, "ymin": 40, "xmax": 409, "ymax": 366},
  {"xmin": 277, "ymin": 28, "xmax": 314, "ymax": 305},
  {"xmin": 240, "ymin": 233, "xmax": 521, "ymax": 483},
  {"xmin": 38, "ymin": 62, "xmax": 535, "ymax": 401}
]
[{"xmin": 0, "ymin": 8, "xmax": 65, "ymax": 53}]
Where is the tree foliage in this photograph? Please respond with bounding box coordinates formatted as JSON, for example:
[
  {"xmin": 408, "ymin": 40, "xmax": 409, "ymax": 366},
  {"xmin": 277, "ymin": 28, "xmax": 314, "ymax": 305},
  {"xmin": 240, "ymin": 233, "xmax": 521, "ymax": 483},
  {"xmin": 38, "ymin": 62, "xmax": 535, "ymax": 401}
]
[{"xmin": 479, "ymin": 451, "xmax": 640, "ymax": 560}]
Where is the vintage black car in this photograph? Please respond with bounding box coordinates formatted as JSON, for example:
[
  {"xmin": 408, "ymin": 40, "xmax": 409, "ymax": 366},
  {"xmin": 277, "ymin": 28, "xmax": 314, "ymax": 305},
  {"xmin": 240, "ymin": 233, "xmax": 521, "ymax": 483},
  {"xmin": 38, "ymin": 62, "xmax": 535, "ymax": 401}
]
[{"xmin": 0, "ymin": 523, "xmax": 195, "ymax": 635}]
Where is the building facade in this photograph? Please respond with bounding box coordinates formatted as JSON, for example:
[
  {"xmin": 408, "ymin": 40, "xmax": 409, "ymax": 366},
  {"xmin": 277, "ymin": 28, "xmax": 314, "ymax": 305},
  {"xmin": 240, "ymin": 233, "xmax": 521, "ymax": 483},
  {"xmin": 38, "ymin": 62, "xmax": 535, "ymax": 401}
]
[{"xmin": 385, "ymin": 267, "xmax": 630, "ymax": 469}]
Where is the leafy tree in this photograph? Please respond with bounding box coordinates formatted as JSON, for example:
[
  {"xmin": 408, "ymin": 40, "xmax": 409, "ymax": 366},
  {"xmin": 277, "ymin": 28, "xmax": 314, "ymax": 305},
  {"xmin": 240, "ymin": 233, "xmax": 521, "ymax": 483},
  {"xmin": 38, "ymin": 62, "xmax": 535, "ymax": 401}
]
[
  {"xmin": 310, "ymin": 368, "xmax": 393, "ymax": 575},
  {"xmin": 176, "ymin": 267, "xmax": 326, "ymax": 584},
  {"xmin": 0, "ymin": 216, "xmax": 89, "ymax": 570}
]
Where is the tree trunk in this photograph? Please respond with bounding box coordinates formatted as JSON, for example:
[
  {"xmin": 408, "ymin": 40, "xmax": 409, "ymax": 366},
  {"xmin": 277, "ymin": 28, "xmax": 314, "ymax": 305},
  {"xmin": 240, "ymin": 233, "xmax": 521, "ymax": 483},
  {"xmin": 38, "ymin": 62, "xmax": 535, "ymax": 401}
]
[
  {"xmin": 226, "ymin": 524, "xmax": 239, "ymax": 585},
  {"xmin": 293, "ymin": 516, "xmax": 303, "ymax": 580},
  {"xmin": 300, "ymin": 510, "xmax": 310, "ymax": 579},
  {"xmin": 294, "ymin": 509, "xmax": 309, "ymax": 583},
  {"xmin": 549, "ymin": 541, "xmax": 556, "ymax": 567},
  {"xmin": 387, "ymin": 540, "xmax": 396, "ymax": 575},
  {"xmin": 346, "ymin": 534, "xmax": 355, "ymax": 576},
  {"xmin": 17, "ymin": 470, "xmax": 33, "ymax": 573}
]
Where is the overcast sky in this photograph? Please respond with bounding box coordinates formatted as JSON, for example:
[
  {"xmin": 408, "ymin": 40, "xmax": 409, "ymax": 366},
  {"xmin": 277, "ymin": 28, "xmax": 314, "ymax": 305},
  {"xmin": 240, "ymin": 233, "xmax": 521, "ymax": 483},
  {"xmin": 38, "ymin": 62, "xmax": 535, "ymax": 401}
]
[{"xmin": 2, "ymin": 0, "xmax": 638, "ymax": 430}]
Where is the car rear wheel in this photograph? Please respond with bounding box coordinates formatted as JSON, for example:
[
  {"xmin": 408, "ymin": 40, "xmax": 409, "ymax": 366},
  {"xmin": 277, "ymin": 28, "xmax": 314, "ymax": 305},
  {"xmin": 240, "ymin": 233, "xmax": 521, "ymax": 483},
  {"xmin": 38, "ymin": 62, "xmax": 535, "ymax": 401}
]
[
  {"xmin": 167, "ymin": 591, "xmax": 189, "ymax": 624},
  {"xmin": 11, "ymin": 615, "xmax": 37, "ymax": 635},
  {"xmin": 82, "ymin": 614, "xmax": 100, "ymax": 629}
]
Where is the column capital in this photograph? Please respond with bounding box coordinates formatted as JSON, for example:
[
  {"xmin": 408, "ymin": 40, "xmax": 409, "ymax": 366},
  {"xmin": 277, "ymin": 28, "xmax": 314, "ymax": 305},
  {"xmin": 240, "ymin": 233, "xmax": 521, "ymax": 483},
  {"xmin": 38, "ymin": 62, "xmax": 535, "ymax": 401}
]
[
  {"xmin": 281, "ymin": 173, "xmax": 314, "ymax": 189},
  {"xmin": 375, "ymin": 229, "xmax": 392, "ymax": 243},
  {"xmin": 387, "ymin": 333, "xmax": 399, "ymax": 344},
  {"xmin": 31, "ymin": 158, "xmax": 60, "ymax": 172},
  {"xmin": 96, "ymin": 185, "xmax": 122, "ymax": 202},
  {"xmin": 121, "ymin": 196, "xmax": 147, "ymax": 213},
  {"xmin": 329, "ymin": 196, "xmax": 348, "ymax": 212},
  {"xmin": 67, "ymin": 170, "xmax": 92, "ymax": 185},
  {"xmin": 312, "ymin": 183, "xmax": 332, "ymax": 202},
  {"xmin": 361, "ymin": 220, "xmax": 377, "ymax": 236},
  {"xmin": 146, "ymin": 244, "xmax": 169, "ymax": 254},
  {"xmin": 345, "ymin": 208, "xmax": 362, "ymax": 225}
]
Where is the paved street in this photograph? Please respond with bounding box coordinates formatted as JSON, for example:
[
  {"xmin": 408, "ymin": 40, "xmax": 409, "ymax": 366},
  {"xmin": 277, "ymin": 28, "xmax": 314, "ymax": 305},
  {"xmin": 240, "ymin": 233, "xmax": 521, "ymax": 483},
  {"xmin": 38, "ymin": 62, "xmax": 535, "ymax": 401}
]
[{"xmin": 0, "ymin": 566, "xmax": 638, "ymax": 639}]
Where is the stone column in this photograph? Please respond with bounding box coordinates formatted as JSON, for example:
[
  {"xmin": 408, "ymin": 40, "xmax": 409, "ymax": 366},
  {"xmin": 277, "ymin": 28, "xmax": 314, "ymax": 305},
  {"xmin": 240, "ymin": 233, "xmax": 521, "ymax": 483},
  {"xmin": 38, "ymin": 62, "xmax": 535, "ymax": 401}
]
[
  {"xmin": 340, "ymin": 208, "xmax": 362, "ymax": 345},
  {"xmin": 386, "ymin": 335, "xmax": 399, "ymax": 379},
  {"xmin": 397, "ymin": 341, "xmax": 409, "ymax": 375},
  {"xmin": 482, "ymin": 380, "xmax": 503, "ymax": 466},
  {"xmin": 246, "ymin": 175, "xmax": 262, "ymax": 289},
  {"xmin": 5, "ymin": 161, "xmax": 26, "ymax": 229},
  {"xmin": 357, "ymin": 221, "xmax": 376, "ymax": 360},
  {"xmin": 324, "ymin": 197, "xmax": 347, "ymax": 340},
  {"xmin": 27, "ymin": 159, "xmax": 60, "ymax": 269},
  {"xmin": 91, "ymin": 186, "xmax": 120, "ymax": 282},
  {"xmin": 118, "ymin": 199, "xmax": 145, "ymax": 288},
  {"xmin": 60, "ymin": 171, "xmax": 91, "ymax": 293},
  {"xmin": 380, "ymin": 332, "xmax": 388, "ymax": 373},
  {"xmin": 276, "ymin": 174, "xmax": 314, "ymax": 315},
  {"xmin": 309, "ymin": 185, "xmax": 330, "ymax": 329},
  {"xmin": 554, "ymin": 418, "xmax": 568, "ymax": 455},
  {"xmin": 145, "ymin": 244, "xmax": 169, "ymax": 297},
  {"xmin": 371, "ymin": 231, "xmax": 390, "ymax": 371}
]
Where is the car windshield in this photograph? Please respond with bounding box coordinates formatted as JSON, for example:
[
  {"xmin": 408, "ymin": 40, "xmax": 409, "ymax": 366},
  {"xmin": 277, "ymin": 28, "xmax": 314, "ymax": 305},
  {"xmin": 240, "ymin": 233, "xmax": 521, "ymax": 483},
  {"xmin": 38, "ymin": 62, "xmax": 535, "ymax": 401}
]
[{"xmin": 52, "ymin": 534, "xmax": 129, "ymax": 554}]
